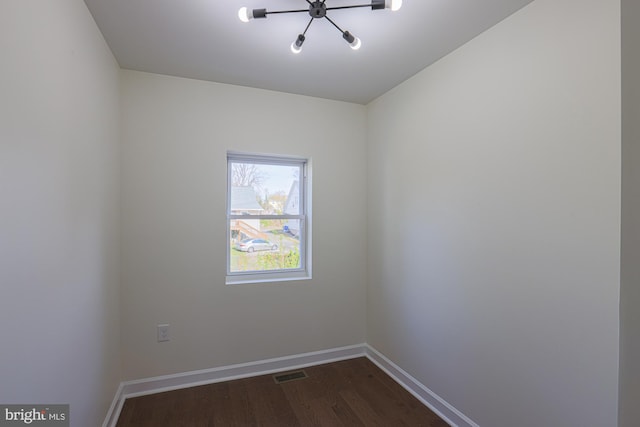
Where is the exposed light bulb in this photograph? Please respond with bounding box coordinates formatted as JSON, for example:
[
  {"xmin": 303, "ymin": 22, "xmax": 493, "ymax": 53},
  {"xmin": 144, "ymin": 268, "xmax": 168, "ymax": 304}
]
[
  {"xmin": 291, "ymin": 34, "xmax": 305, "ymax": 54},
  {"xmin": 349, "ymin": 37, "xmax": 362, "ymax": 50},
  {"xmin": 387, "ymin": 0, "xmax": 402, "ymax": 11},
  {"xmin": 343, "ymin": 31, "xmax": 361, "ymax": 50},
  {"xmin": 238, "ymin": 7, "xmax": 250, "ymax": 22}
]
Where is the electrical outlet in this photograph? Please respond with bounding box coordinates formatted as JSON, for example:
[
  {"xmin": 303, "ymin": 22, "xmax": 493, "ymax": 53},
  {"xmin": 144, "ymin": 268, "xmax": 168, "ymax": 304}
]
[{"xmin": 157, "ymin": 324, "xmax": 170, "ymax": 342}]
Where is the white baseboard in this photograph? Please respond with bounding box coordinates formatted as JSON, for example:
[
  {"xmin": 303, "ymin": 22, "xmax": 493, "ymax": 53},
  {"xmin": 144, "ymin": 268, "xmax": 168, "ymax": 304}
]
[
  {"xmin": 102, "ymin": 382, "xmax": 124, "ymax": 427},
  {"xmin": 104, "ymin": 343, "xmax": 477, "ymax": 427},
  {"xmin": 103, "ymin": 344, "xmax": 366, "ymax": 427},
  {"xmin": 365, "ymin": 345, "xmax": 479, "ymax": 427}
]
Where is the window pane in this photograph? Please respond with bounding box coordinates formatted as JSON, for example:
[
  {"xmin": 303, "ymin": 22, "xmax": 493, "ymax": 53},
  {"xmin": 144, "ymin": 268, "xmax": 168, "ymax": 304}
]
[
  {"xmin": 230, "ymin": 163, "xmax": 301, "ymax": 215},
  {"xmin": 230, "ymin": 219, "xmax": 302, "ymax": 273}
]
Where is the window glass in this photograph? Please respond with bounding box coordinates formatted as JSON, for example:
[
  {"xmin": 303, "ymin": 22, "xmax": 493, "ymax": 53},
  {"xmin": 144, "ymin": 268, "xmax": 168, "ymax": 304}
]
[{"xmin": 227, "ymin": 153, "xmax": 308, "ymax": 282}]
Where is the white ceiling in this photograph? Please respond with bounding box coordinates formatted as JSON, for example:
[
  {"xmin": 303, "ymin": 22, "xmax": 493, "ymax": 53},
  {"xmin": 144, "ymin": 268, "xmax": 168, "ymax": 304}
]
[{"xmin": 83, "ymin": 0, "xmax": 534, "ymax": 105}]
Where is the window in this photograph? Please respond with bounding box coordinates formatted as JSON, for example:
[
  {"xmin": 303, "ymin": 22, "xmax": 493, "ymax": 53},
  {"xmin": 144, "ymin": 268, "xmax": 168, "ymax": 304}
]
[{"xmin": 226, "ymin": 152, "xmax": 310, "ymax": 284}]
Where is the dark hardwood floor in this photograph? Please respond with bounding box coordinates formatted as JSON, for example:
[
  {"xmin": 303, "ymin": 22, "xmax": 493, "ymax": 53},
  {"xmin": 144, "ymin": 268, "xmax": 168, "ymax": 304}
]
[{"xmin": 116, "ymin": 357, "xmax": 449, "ymax": 426}]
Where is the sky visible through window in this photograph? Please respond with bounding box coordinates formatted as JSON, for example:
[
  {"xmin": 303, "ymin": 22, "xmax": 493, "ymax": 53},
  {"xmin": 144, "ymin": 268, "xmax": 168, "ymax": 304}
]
[{"xmin": 253, "ymin": 164, "xmax": 298, "ymax": 197}]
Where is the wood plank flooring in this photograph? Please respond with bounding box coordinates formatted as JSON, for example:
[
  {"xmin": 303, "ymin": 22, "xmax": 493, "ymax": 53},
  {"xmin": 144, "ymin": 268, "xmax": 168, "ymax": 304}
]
[{"xmin": 116, "ymin": 357, "xmax": 449, "ymax": 426}]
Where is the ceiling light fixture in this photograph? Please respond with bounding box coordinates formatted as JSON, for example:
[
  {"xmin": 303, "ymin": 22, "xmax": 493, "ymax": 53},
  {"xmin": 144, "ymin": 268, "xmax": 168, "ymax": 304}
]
[{"xmin": 238, "ymin": 0, "xmax": 402, "ymax": 53}]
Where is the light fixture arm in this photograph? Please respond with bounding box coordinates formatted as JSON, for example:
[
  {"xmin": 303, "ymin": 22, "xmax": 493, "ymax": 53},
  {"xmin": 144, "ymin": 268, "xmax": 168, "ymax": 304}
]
[
  {"xmin": 323, "ymin": 15, "xmax": 344, "ymax": 34},
  {"xmin": 263, "ymin": 8, "xmax": 311, "ymax": 16},
  {"xmin": 325, "ymin": 4, "xmax": 383, "ymax": 11},
  {"xmin": 302, "ymin": 17, "xmax": 314, "ymax": 36}
]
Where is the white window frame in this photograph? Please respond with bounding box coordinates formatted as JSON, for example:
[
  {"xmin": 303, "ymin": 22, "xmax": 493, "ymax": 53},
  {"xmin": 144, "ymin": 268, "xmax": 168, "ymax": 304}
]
[{"xmin": 226, "ymin": 152, "xmax": 312, "ymax": 284}]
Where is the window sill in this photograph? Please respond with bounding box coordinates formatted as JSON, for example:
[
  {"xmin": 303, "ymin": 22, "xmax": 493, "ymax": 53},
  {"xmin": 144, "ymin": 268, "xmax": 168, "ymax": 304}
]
[{"xmin": 225, "ymin": 271, "xmax": 312, "ymax": 285}]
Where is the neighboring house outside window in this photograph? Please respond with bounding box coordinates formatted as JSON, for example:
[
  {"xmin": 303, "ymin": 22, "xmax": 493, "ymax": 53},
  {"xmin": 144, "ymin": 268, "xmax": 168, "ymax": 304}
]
[
  {"xmin": 230, "ymin": 186, "xmax": 264, "ymax": 239},
  {"xmin": 226, "ymin": 152, "xmax": 311, "ymax": 284}
]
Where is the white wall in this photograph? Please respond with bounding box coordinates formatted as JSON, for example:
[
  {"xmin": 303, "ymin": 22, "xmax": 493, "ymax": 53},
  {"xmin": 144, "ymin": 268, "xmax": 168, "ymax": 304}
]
[
  {"xmin": 119, "ymin": 70, "xmax": 367, "ymax": 379},
  {"xmin": 620, "ymin": 0, "xmax": 640, "ymax": 425},
  {"xmin": 366, "ymin": 0, "xmax": 621, "ymax": 426},
  {"xmin": 0, "ymin": 1, "xmax": 121, "ymax": 426}
]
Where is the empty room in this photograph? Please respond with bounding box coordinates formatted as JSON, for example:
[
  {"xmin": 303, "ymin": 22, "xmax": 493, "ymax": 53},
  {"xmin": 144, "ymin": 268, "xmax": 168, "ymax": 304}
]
[{"xmin": 1, "ymin": 0, "xmax": 638, "ymax": 426}]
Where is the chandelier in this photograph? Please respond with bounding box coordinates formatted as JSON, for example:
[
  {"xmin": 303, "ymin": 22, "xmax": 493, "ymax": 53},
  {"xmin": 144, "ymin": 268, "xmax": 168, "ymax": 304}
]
[{"xmin": 238, "ymin": 0, "xmax": 403, "ymax": 53}]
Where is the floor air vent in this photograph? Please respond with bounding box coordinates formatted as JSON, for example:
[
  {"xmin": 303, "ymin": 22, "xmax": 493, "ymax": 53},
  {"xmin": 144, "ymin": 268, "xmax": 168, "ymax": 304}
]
[{"xmin": 273, "ymin": 370, "xmax": 308, "ymax": 384}]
